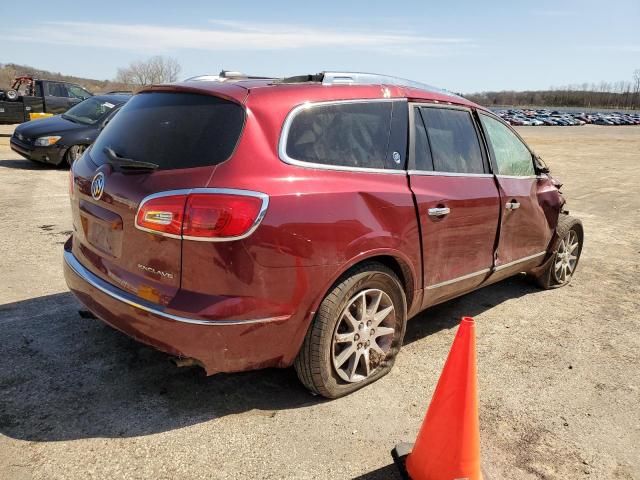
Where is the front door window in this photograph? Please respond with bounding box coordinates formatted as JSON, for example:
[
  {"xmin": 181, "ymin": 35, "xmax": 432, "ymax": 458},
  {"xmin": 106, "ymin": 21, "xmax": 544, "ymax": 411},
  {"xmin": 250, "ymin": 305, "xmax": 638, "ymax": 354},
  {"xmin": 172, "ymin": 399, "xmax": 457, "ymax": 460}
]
[{"xmin": 479, "ymin": 114, "xmax": 535, "ymax": 176}]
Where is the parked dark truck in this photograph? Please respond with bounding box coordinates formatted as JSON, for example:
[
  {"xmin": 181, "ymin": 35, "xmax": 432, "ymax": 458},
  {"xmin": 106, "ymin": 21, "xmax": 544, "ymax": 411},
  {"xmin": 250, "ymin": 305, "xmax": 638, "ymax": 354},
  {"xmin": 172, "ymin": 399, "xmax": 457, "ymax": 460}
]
[{"xmin": 0, "ymin": 76, "xmax": 93, "ymax": 124}]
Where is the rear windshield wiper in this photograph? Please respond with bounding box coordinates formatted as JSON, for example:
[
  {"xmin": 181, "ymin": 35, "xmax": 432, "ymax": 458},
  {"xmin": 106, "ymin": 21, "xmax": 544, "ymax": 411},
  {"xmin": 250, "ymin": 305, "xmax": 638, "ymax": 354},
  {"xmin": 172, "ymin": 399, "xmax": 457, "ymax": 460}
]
[{"xmin": 103, "ymin": 146, "xmax": 159, "ymax": 171}]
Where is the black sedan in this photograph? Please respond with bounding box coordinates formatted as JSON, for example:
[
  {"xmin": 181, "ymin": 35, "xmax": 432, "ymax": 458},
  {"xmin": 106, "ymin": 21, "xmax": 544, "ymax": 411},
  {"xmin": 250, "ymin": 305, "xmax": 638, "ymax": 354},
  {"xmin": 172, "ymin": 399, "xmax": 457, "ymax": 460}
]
[{"xmin": 10, "ymin": 93, "xmax": 130, "ymax": 167}]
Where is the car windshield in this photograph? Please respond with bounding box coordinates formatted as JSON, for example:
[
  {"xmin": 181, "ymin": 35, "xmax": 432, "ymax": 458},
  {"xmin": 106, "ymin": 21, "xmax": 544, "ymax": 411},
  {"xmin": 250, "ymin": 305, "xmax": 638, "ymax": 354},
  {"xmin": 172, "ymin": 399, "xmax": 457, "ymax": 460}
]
[{"xmin": 63, "ymin": 98, "xmax": 118, "ymax": 125}]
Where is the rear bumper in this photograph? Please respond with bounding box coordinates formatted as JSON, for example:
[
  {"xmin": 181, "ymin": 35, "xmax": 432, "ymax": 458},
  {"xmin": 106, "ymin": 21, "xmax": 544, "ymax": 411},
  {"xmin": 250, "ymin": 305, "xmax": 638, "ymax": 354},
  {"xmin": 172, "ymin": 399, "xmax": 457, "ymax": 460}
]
[{"xmin": 63, "ymin": 242, "xmax": 295, "ymax": 374}]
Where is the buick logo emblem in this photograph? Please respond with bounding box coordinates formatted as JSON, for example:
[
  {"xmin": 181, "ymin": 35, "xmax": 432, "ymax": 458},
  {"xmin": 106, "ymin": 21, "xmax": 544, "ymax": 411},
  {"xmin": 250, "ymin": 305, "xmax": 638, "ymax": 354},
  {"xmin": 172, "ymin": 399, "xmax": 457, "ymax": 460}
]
[{"xmin": 91, "ymin": 172, "xmax": 105, "ymax": 200}]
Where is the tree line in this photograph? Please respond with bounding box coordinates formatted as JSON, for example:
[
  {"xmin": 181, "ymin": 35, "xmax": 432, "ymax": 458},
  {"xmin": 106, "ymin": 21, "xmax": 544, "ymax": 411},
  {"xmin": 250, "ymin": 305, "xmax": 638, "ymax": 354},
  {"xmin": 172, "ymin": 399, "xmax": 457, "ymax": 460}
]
[
  {"xmin": 465, "ymin": 70, "xmax": 640, "ymax": 110},
  {"xmin": 1, "ymin": 56, "xmax": 180, "ymax": 94},
  {"xmin": 3, "ymin": 57, "xmax": 639, "ymax": 110},
  {"xmin": 0, "ymin": 62, "xmax": 127, "ymax": 93}
]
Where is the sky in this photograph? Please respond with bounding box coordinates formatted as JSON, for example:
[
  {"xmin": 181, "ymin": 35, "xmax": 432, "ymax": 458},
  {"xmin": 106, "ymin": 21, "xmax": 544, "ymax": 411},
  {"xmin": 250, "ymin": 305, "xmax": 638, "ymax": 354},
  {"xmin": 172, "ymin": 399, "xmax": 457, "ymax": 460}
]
[{"xmin": 1, "ymin": 0, "xmax": 639, "ymax": 93}]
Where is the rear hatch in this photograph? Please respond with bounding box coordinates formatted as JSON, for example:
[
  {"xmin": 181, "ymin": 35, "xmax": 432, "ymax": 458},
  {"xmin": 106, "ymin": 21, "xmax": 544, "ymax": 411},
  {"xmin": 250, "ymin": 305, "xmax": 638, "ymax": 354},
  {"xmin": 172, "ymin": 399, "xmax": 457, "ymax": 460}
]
[{"xmin": 70, "ymin": 89, "xmax": 246, "ymax": 306}]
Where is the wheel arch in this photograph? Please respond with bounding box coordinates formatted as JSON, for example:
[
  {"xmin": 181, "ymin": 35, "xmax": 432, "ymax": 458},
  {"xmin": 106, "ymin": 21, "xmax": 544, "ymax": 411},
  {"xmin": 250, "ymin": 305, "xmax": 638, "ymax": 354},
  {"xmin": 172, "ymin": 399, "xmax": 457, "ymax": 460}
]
[
  {"xmin": 548, "ymin": 214, "xmax": 584, "ymax": 254},
  {"xmin": 308, "ymin": 249, "xmax": 419, "ymax": 326}
]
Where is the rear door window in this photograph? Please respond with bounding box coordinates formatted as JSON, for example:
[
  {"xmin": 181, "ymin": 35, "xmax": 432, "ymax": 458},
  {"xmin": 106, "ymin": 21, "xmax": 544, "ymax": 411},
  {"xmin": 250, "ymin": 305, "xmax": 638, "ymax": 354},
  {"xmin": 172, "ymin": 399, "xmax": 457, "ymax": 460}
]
[
  {"xmin": 90, "ymin": 92, "xmax": 245, "ymax": 171},
  {"xmin": 479, "ymin": 114, "xmax": 535, "ymax": 176},
  {"xmin": 45, "ymin": 82, "xmax": 67, "ymax": 97},
  {"xmin": 284, "ymin": 101, "xmax": 405, "ymax": 170},
  {"xmin": 411, "ymin": 107, "xmax": 434, "ymax": 171},
  {"xmin": 419, "ymin": 107, "xmax": 485, "ymax": 174}
]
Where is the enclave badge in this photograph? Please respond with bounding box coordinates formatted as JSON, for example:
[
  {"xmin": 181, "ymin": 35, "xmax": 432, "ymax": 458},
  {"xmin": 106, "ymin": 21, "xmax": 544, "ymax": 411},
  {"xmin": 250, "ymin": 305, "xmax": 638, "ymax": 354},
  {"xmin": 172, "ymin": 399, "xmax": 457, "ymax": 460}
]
[{"xmin": 91, "ymin": 172, "xmax": 105, "ymax": 200}]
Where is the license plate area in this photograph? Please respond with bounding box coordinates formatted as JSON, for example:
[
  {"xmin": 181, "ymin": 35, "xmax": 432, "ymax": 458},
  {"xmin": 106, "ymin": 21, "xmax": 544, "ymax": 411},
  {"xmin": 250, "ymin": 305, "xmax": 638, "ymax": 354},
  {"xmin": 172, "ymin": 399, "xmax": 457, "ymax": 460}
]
[{"xmin": 79, "ymin": 200, "xmax": 123, "ymax": 258}]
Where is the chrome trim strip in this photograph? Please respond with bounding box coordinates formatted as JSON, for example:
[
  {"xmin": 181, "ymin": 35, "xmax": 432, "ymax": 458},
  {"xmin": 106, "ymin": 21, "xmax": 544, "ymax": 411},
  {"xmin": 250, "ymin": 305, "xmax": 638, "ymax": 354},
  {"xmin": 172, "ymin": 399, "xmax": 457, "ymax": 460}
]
[
  {"xmin": 425, "ymin": 251, "xmax": 547, "ymax": 289},
  {"xmin": 494, "ymin": 251, "xmax": 546, "ymax": 271},
  {"xmin": 409, "ymin": 102, "xmax": 471, "ymax": 111},
  {"xmin": 496, "ymin": 174, "xmax": 538, "ymax": 180},
  {"xmin": 64, "ymin": 250, "xmax": 289, "ymax": 326},
  {"xmin": 278, "ymin": 98, "xmax": 407, "ymax": 175},
  {"xmin": 134, "ymin": 188, "xmax": 269, "ymax": 242},
  {"xmin": 407, "ymin": 170, "xmax": 493, "ymax": 178},
  {"xmin": 426, "ymin": 268, "xmax": 491, "ymax": 290}
]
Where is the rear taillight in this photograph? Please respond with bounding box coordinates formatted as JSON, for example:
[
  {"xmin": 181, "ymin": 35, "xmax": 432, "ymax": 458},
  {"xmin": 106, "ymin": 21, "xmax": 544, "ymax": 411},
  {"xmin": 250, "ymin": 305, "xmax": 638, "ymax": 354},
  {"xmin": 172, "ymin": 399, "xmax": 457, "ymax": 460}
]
[
  {"xmin": 136, "ymin": 194, "xmax": 187, "ymax": 237},
  {"xmin": 183, "ymin": 193, "xmax": 263, "ymax": 239},
  {"xmin": 135, "ymin": 189, "xmax": 268, "ymax": 241}
]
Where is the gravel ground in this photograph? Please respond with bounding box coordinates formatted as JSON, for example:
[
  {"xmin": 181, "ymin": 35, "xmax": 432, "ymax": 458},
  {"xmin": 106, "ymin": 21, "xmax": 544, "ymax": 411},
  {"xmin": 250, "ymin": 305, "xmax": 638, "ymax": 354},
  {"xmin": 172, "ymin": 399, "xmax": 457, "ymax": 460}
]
[{"xmin": 0, "ymin": 124, "xmax": 639, "ymax": 479}]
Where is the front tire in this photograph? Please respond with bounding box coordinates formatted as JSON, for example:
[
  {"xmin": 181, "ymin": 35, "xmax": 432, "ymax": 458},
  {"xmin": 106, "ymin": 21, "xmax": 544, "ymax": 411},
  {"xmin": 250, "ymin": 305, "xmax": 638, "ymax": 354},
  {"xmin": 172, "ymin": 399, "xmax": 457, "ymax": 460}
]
[
  {"xmin": 294, "ymin": 262, "xmax": 407, "ymax": 398},
  {"xmin": 534, "ymin": 214, "xmax": 584, "ymax": 289},
  {"xmin": 64, "ymin": 145, "xmax": 86, "ymax": 167}
]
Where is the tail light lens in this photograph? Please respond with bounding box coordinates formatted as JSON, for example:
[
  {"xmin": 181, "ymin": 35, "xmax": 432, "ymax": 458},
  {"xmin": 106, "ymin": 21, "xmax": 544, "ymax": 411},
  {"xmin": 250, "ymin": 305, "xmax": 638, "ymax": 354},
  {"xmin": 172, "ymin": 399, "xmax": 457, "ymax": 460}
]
[
  {"xmin": 135, "ymin": 190, "xmax": 267, "ymax": 241},
  {"xmin": 183, "ymin": 194, "xmax": 263, "ymax": 239},
  {"xmin": 136, "ymin": 194, "xmax": 187, "ymax": 237}
]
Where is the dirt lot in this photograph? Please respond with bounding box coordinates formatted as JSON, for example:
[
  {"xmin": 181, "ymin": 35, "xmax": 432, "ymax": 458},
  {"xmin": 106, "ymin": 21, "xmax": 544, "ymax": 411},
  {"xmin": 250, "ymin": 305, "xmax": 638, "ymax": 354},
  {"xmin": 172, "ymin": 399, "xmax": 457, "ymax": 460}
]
[{"xmin": 0, "ymin": 124, "xmax": 639, "ymax": 480}]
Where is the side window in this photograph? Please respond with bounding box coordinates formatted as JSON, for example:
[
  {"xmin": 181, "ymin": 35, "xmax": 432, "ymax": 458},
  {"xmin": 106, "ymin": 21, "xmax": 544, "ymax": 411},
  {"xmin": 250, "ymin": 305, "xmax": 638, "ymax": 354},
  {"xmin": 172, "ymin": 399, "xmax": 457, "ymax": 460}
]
[
  {"xmin": 68, "ymin": 85, "xmax": 91, "ymax": 99},
  {"xmin": 285, "ymin": 101, "xmax": 395, "ymax": 169},
  {"xmin": 34, "ymin": 83, "xmax": 43, "ymax": 97},
  {"xmin": 419, "ymin": 107, "xmax": 484, "ymax": 174},
  {"xmin": 479, "ymin": 114, "xmax": 535, "ymax": 176},
  {"xmin": 412, "ymin": 106, "xmax": 433, "ymax": 171},
  {"xmin": 45, "ymin": 82, "xmax": 67, "ymax": 97}
]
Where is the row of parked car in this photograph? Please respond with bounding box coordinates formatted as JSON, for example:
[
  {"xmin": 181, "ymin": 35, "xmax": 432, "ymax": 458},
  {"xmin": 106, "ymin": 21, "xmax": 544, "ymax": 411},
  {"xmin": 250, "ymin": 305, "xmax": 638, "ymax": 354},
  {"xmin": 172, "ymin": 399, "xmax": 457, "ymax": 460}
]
[{"xmin": 495, "ymin": 109, "xmax": 640, "ymax": 126}]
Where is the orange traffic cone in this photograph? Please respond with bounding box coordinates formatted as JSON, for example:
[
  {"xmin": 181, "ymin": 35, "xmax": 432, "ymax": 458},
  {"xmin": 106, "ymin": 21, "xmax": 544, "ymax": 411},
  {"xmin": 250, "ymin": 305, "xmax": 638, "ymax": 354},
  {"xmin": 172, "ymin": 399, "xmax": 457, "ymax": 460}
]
[{"xmin": 405, "ymin": 316, "xmax": 482, "ymax": 480}]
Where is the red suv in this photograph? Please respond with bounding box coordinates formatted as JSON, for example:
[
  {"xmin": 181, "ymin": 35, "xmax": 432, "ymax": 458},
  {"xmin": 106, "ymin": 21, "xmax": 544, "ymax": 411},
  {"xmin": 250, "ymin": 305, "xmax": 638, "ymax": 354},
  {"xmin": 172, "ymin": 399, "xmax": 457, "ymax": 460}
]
[{"xmin": 64, "ymin": 72, "xmax": 583, "ymax": 398}]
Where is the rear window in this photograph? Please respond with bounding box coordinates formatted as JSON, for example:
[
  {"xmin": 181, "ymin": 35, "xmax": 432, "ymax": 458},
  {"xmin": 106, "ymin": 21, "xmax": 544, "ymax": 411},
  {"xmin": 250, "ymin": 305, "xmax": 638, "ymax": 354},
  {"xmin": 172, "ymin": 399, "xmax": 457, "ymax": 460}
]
[
  {"xmin": 90, "ymin": 92, "xmax": 245, "ymax": 171},
  {"xmin": 284, "ymin": 101, "xmax": 401, "ymax": 170}
]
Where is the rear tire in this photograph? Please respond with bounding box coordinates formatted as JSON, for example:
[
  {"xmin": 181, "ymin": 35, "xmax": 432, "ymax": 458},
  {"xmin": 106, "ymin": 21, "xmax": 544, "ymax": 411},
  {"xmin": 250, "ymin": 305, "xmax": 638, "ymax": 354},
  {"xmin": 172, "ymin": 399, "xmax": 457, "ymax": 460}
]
[
  {"xmin": 294, "ymin": 262, "xmax": 407, "ymax": 399},
  {"xmin": 534, "ymin": 214, "xmax": 584, "ymax": 289}
]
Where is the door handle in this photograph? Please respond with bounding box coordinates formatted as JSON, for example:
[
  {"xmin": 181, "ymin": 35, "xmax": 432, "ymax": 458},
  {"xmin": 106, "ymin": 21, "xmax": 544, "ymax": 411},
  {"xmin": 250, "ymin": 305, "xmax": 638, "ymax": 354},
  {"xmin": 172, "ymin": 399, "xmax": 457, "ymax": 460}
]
[
  {"xmin": 505, "ymin": 200, "xmax": 520, "ymax": 210},
  {"xmin": 428, "ymin": 207, "xmax": 450, "ymax": 217}
]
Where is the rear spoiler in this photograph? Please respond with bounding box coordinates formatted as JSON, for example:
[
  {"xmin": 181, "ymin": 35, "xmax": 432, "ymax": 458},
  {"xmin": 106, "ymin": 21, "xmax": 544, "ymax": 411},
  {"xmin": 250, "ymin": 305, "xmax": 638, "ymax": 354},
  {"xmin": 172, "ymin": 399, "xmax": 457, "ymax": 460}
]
[{"xmin": 138, "ymin": 82, "xmax": 248, "ymax": 105}]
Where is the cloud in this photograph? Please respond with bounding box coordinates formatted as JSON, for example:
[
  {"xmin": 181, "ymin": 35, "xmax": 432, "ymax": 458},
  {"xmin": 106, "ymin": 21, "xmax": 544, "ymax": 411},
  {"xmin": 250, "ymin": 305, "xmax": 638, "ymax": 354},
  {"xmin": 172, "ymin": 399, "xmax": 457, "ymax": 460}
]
[{"xmin": 0, "ymin": 20, "xmax": 473, "ymax": 56}]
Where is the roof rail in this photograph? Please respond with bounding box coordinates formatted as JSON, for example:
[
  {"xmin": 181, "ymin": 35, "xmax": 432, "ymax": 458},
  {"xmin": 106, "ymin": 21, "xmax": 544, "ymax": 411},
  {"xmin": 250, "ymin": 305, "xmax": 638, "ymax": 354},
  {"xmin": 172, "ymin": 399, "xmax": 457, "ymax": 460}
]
[
  {"xmin": 278, "ymin": 71, "xmax": 461, "ymax": 98},
  {"xmin": 321, "ymin": 71, "xmax": 459, "ymax": 97},
  {"xmin": 184, "ymin": 70, "xmax": 275, "ymax": 83}
]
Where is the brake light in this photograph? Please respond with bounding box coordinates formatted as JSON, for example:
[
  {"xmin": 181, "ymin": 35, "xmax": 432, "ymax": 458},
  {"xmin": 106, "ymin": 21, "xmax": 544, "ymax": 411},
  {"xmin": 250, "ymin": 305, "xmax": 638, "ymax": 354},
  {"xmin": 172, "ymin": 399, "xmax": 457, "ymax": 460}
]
[
  {"xmin": 135, "ymin": 190, "xmax": 267, "ymax": 241},
  {"xmin": 183, "ymin": 193, "xmax": 263, "ymax": 239},
  {"xmin": 136, "ymin": 194, "xmax": 187, "ymax": 237}
]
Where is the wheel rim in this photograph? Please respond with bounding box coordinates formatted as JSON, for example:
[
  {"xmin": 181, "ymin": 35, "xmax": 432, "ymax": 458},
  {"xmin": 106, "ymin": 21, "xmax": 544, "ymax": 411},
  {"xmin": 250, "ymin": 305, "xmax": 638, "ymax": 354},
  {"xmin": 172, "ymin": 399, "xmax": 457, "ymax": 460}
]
[
  {"xmin": 69, "ymin": 145, "xmax": 86, "ymax": 163},
  {"xmin": 554, "ymin": 230, "xmax": 579, "ymax": 284},
  {"xmin": 331, "ymin": 289, "xmax": 396, "ymax": 383}
]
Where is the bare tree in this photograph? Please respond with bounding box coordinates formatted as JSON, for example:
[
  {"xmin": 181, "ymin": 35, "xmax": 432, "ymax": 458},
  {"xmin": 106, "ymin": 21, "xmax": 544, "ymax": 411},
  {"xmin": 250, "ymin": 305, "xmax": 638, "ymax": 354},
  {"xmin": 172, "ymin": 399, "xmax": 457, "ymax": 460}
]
[
  {"xmin": 634, "ymin": 69, "xmax": 640, "ymax": 106},
  {"xmin": 115, "ymin": 56, "xmax": 181, "ymax": 88},
  {"xmin": 0, "ymin": 63, "xmax": 17, "ymax": 88}
]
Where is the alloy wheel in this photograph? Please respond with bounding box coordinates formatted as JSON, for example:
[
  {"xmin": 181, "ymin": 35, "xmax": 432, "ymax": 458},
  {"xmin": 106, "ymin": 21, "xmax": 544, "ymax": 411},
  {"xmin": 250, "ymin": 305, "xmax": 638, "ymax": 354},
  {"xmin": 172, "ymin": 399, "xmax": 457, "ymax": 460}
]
[
  {"xmin": 331, "ymin": 289, "xmax": 396, "ymax": 383},
  {"xmin": 68, "ymin": 145, "xmax": 86, "ymax": 165},
  {"xmin": 553, "ymin": 230, "xmax": 579, "ymax": 284}
]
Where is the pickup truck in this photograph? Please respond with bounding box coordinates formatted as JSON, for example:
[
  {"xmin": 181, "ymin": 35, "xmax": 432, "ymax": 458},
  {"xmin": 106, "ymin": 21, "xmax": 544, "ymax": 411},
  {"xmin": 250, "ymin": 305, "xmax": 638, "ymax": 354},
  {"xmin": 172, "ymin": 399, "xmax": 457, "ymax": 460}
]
[{"xmin": 0, "ymin": 76, "xmax": 93, "ymax": 124}]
